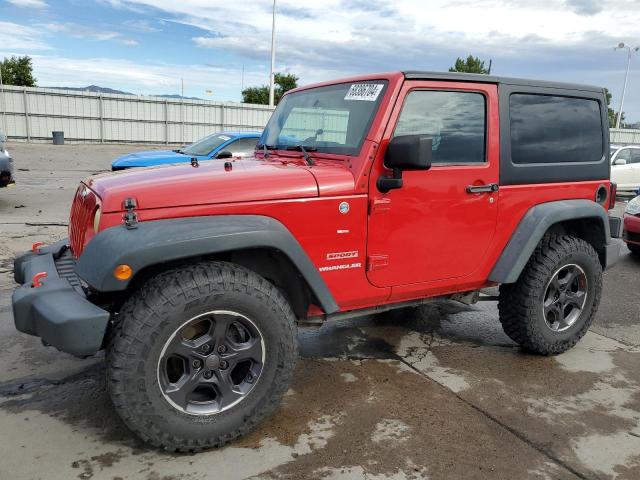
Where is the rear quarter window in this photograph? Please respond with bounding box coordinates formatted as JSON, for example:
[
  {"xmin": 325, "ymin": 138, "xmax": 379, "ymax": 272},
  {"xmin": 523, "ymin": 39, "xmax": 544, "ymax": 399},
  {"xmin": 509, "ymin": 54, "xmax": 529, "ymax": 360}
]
[{"xmin": 509, "ymin": 94, "xmax": 603, "ymax": 164}]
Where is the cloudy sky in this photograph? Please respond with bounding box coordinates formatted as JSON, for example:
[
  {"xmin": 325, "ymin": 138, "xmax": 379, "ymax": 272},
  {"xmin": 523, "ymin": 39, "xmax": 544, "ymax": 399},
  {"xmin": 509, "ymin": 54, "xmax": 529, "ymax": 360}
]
[{"xmin": 1, "ymin": 0, "xmax": 639, "ymax": 121}]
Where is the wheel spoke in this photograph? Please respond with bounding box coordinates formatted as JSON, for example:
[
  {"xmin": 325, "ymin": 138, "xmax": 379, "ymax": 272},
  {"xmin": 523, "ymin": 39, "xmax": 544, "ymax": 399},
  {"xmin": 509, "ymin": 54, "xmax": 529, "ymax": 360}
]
[
  {"xmin": 565, "ymin": 290, "xmax": 586, "ymax": 308},
  {"xmin": 166, "ymin": 335, "xmax": 201, "ymax": 360},
  {"xmin": 227, "ymin": 339, "xmax": 263, "ymax": 363},
  {"xmin": 212, "ymin": 314, "xmax": 234, "ymax": 344},
  {"xmin": 560, "ymin": 265, "xmax": 580, "ymax": 290},
  {"xmin": 164, "ymin": 372, "xmax": 200, "ymax": 409},
  {"xmin": 210, "ymin": 370, "xmax": 243, "ymax": 409}
]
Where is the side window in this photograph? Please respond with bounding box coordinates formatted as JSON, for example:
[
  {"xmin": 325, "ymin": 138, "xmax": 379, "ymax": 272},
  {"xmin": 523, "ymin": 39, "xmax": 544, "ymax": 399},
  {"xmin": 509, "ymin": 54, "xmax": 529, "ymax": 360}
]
[
  {"xmin": 225, "ymin": 137, "xmax": 258, "ymax": 157},
  {"xmin": 616, "ymin": 148, "xmax": 632, "ymax": 162},
  {"xmin": 510, "ymin": 94, "xmax": 603, "ymax": 164},
  {"xmin": 630, "ymin": 149, "xmax": 640, "ymax": 164},
  {"xmin": 393, "ymin": 90, "xmax": 486, "ymax": 164}
]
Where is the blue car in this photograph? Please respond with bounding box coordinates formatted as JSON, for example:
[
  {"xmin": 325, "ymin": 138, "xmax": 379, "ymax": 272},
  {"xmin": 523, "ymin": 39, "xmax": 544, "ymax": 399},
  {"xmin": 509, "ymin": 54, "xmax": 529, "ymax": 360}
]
[{"xmin": 111, "ymin": 131, "xmax": 261, "ymax": 170}]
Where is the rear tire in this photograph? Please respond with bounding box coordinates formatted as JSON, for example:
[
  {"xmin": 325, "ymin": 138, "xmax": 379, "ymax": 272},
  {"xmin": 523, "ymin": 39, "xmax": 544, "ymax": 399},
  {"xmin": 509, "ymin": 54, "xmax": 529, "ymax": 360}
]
[
  {"xmin": 107, "ymin": 261, "xmax": 297, "ymax": 451},
  {"xmin": 498, "ymin": 235, "xmax": 602, "ymax": 355}
]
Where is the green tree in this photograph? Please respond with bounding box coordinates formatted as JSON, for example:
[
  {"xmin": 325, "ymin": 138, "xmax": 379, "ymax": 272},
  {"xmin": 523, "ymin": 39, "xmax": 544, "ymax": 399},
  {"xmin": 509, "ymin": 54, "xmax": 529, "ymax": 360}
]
[
  {"xmin": 449, "ymin": 55, "xmax": 489, "ymax": 74},
  {"xmin": 0, "ymin": 56, "xmax": 36, "ymax": 87},
  {"xmin": 242, "ymin": 72, "xmax": 299, "ymax": 105},
  {"xmin": 604, "ymin": 88, "xmax": 625, "ymax": 128}
]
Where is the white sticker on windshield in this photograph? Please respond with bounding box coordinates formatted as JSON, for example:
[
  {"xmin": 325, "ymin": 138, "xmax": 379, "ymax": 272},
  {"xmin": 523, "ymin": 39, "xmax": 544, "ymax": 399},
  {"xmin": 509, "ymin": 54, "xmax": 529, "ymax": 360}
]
[
  {"xmin": 219, "ymin": 135, "xmax": 231, "ymax": 141},
  {"xmin": 344, "ymin": 83, "xmax": 383, "ymax": 101}
]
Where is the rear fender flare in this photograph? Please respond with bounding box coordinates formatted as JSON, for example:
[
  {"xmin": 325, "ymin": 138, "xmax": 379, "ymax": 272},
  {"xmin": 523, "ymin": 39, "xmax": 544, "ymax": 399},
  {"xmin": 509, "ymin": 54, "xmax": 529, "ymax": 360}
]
[{"xmin": 488, "ymin": 200, "xmax": 609, "ymax": 284}]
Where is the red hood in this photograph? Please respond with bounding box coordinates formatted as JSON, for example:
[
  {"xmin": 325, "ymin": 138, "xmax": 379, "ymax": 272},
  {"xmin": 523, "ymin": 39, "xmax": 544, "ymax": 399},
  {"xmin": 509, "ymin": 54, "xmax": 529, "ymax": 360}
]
[{"xmin": 85, "ymin": 157, "xmax": 355, "ymax": 213}]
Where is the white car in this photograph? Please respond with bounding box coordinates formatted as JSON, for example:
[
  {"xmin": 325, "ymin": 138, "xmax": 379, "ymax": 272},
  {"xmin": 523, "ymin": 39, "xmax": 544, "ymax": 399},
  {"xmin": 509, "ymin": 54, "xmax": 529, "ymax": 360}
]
[{"xmin": 611, "ymin": 144, "xmax": 640, "ymax": 194}]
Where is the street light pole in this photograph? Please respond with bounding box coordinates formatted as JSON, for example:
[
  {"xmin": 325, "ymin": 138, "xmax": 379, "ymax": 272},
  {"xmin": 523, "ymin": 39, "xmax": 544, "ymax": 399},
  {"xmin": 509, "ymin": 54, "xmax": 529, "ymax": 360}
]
[
  {"xmin": 268, "ymin": 0, "xmax": 277, "ymax": 107},
  {"xmin": 614, "ymin": 42, "xmax": 639, "ymax": 129},
  {"xmin": 0, "ymin": 63, "xmax": 6, "ymax": 135}
]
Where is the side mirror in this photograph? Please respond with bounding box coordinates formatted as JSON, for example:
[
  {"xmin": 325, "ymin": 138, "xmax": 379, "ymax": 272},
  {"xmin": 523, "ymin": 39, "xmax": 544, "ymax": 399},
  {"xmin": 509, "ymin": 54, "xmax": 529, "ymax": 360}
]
[
  {"xmin": 378, "ymin": 135, "xmax": 432, "ymax": 193},
  {"xmin": 614, "ymin": 158, "xmax": 627, "ymax": 166},
  {"xmin": 217, "ymin": 150, "xmax": 233, "ymax": 159}
]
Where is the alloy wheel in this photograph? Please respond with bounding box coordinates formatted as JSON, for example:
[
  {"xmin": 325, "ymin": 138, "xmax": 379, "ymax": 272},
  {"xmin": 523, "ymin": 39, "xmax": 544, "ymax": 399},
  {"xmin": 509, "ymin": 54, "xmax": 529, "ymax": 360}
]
[
  {"xmin": 157, "ymin": 310, "xmax": 265, "ymax": 415},
  {"xmin": 542, "ymin": 264, "xmax": 588, "ymax": 332}
]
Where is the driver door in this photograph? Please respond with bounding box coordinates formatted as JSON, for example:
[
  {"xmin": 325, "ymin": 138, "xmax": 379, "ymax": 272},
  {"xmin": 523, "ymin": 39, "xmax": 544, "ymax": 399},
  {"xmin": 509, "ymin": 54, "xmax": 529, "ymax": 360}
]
[{"xmin": 366, "ymin": 81, "xmax": 499, "ymax": 291}]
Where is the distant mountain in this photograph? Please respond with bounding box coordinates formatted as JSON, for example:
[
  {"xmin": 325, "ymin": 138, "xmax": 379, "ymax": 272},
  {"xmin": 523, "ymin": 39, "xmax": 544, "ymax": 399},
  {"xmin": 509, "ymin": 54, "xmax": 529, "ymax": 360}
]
[
  {"xmin": 48, "ymin": 85, "xmax": 201, "ymax": 100},
  {"xmin": 158, "ymin": 94, "xmax": 202, "ymax": 100},
  {"xmin": 48, "ymin": 85, "xmax": 133, "ymax": 95}
]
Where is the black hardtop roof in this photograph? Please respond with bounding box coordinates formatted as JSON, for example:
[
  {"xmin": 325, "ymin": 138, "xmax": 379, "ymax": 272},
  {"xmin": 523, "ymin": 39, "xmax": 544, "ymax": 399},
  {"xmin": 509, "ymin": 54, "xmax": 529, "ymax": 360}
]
[{"xmin": 403, "ymin": 71, "xmax": 603, "ymax": 93}]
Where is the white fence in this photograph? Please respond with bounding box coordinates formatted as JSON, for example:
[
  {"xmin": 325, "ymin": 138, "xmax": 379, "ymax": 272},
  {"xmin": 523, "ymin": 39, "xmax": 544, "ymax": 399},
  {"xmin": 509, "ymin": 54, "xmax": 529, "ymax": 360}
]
[
  {"xmin": 0, "ymin": 84, "xmax": 274, "ymax": 144},
  {"xmin": 0, "ymin": 84, "xmax": 638, "ymax": 147},
  {"xmin": 611, "ymin": 128, "xmax": 640, "ymax": 145}
]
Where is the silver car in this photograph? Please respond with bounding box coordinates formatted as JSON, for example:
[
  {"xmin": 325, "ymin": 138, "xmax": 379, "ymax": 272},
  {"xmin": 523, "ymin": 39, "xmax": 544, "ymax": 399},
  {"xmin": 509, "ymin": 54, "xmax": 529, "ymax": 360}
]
[{"xmin": 0, "ymin": 132, "xmax": 15, "ymax": 188}]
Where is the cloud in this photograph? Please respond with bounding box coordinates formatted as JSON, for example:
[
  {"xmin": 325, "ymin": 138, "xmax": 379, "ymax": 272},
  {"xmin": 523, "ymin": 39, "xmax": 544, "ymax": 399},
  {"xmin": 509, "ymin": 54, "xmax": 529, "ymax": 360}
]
[
  {"xmin": 8, "ymin": 54, "xmax": 265, "ymax": 97},
  {"xmin": 122, "ymin": 19, "xmax": 161, "ymax": 33},
  {"xmin": 565, "ymin": 0, "xmax": 603, "ymax": 16},
  {"xmin": 94, "ymin": 0, "xmax": 640, "ymax": 119},
  {"xmin": 6, "ymin": 0, "xmax": 47, "ymax": 8},
  {"xmin": 0, "ymin": 21, "xmax": 51, "ymax": 51},
  {"xmin": 40, "ymin": 22, "xmax": 138, "ymax": 45}
]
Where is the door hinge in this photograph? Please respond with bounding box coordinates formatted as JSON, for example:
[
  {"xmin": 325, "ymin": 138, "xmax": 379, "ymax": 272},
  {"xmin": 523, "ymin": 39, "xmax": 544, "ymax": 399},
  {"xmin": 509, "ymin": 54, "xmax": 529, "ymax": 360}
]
[{"xmin": 367, "ymin": 254, "xmax": 389, "ymax": 271}]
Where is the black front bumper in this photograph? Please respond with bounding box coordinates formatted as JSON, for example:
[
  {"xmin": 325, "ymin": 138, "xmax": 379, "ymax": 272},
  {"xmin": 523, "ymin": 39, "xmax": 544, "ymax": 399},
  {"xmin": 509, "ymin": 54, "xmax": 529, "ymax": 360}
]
[{"xmin": 12, "ymin": 240, "xmax": 110, "ymax": 357}]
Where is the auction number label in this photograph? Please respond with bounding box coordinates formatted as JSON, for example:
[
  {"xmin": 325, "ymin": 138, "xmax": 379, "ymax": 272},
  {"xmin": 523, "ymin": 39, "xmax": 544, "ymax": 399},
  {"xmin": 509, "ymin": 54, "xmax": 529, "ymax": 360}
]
[{"xmin": 344, "ymin": 83, "xmax": 383, "ymax": 101}]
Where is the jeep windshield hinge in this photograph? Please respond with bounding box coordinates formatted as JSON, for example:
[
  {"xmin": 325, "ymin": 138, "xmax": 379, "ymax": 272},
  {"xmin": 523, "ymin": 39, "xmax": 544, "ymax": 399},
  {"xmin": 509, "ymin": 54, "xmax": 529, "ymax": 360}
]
[{"xmin": 123, "ymin": 197, "xmax": 138, "ymax": 229}]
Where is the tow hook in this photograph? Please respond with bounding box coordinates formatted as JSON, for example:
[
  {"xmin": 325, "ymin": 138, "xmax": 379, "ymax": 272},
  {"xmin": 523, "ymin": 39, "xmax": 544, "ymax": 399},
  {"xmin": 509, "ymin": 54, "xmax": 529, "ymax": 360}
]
[{"xmin": 31, "ymin": 272, "xmax": 48, "ymax": 288}]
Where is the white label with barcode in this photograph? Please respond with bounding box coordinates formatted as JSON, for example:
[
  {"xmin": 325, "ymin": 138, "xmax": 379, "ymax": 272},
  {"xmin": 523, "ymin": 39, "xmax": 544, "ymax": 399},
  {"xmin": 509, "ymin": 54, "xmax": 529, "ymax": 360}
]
[{"xmin": 344, "ymin": 83, "xmax": 383, "ymax": 101}]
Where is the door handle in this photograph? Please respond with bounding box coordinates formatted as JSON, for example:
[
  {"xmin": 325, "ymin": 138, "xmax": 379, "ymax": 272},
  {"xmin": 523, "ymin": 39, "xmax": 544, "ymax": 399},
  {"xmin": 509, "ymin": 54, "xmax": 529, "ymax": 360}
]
[{"xmin": 466, "ymin": 183, "xmax": 499, "ymax": 194}]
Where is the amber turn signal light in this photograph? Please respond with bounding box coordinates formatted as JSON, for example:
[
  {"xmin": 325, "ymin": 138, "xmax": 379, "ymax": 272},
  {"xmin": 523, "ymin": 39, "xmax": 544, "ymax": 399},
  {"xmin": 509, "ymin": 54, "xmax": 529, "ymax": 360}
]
[{"xmin": 114, "ymin": 264, "xmax": 133, "ymax": 281}]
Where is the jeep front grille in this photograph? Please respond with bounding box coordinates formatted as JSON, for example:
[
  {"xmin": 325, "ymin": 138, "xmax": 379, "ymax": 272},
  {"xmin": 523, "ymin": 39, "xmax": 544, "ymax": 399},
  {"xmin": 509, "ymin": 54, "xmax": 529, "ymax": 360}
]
[{"xmin": 69, "ymin": 185, "xmax": 97, "ymax": 257}]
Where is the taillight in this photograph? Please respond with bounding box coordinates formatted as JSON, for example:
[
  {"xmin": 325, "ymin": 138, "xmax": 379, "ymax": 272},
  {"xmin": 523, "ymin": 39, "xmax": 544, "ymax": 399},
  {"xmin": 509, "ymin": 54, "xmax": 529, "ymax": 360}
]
[{"xmin": 609, "ymin": 183, "xmax": 617, "ymax": 210}]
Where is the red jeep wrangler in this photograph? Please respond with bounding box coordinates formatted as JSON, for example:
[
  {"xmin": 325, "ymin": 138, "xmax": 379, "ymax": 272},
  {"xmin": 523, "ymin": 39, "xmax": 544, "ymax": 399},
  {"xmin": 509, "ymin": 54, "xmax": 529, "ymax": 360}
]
[{"xmin": 12, "ymin": 71, "xmax": 622, "ymax": 451}]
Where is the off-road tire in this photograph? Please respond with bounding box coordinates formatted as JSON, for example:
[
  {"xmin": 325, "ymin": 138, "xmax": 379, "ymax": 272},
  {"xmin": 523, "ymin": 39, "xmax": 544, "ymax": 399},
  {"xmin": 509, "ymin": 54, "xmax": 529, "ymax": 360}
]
[
  {"xmin": 107, "ymin": 261, "xmax": 297, "ymax": 451},
  {"xmin": 498, "ymin": 235, "xmax": 602, "ymax": 355}
]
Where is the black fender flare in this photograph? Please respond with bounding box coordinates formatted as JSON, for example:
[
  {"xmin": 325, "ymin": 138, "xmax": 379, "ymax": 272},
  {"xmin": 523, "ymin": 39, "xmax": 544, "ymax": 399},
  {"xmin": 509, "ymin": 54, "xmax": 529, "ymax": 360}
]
[
  {"xmin": 488, "ymin": 200, "xmax": 611, "ymax": 284},
  {"xmin": 76, "ymin": 215, "xmax": 339, "ymax": 314}
]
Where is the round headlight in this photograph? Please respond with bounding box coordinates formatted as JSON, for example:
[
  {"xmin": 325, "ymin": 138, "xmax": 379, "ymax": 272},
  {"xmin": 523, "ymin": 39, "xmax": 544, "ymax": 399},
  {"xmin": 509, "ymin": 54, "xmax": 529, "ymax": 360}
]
[
  {"xmin": 625, "ymin": 197, "xmax": 640, "ymax": 216},
  {"xmin": 93, "ymin": 206, "xmax": 102, "ymax": 232}
]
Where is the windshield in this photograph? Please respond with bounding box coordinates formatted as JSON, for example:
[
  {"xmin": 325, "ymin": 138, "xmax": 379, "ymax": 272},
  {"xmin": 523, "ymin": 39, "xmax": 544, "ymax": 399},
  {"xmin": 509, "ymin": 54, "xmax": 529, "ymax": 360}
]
[
  {"xmin": 261, "ymin": 80, "xmax": 388, "ymax": 156},
  {"xmin": 182, "ymin": 133, "xmax": 232, "ymax": 156}
]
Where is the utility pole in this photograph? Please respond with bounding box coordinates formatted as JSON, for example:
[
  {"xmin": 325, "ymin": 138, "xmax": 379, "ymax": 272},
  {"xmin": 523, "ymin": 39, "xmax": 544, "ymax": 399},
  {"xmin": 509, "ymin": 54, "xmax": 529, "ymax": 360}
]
[
  {"xmin": 614, "ymin": 43, "xmax": 639, "ymax": 129},
  {"xmin": 241, "ymin": 64, "xmax": 245, "ymax": 95},
  {"xmin": 268, "ymin": 0, "xmax": 277, "ymax": 107},
  {"xmin": 0, "ymin": 63, "xmax": 6, "ymax": 134}
]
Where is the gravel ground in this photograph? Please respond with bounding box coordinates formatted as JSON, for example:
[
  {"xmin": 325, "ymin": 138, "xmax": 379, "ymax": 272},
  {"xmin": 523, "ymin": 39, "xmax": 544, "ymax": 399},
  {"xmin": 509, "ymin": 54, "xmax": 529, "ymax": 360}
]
[{"xmin": 0, "ymin": 142, "xmax": 639, "ymax": 480}]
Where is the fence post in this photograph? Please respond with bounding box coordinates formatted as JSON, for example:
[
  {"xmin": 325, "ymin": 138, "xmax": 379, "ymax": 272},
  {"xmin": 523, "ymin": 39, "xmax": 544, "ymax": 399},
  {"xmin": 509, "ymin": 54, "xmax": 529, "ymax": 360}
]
[
  {"xmin": 99, "ymin": 95, "xmax": 104, "ymax": 143},
  {"xmin": 23, "ymin": 87, "xmax": 30, "ymax": 142},
  {"xmin": 165, "ymin": 99, "xmax": 169, "ymax": 145},
  {"xmin": 220, "ymin": 104, "xmax": 225, "ymax": 131}
]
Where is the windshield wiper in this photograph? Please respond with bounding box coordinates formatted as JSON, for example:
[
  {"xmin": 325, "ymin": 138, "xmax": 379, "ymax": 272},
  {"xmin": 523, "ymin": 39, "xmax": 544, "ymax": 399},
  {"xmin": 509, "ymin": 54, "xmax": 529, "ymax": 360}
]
[
  {"xmin": 257, "ymin": 143, "xmax": 277, "ymax": 159},
  {"xmin": 286, "ymin": 144, "xmax": 316, "ymax": 166}
]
